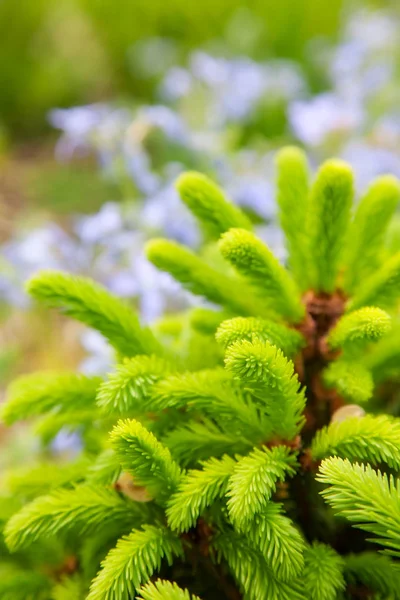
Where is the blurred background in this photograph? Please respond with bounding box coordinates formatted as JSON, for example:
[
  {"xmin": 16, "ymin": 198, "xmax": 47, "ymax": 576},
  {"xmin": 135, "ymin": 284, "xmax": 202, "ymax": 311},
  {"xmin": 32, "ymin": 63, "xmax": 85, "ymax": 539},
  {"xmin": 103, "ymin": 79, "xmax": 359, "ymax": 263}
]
[{"xmin": 1, "ymin": 0, "xmax": 400, "ymax": 417}]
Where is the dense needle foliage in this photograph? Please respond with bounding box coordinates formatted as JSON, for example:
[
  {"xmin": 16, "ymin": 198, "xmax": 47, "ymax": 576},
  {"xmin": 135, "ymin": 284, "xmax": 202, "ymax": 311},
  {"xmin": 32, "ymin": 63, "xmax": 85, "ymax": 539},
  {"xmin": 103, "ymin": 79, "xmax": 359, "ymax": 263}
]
[{"xmin": 2, "ymin": 147, "xmax": 400, "ymax": 599}]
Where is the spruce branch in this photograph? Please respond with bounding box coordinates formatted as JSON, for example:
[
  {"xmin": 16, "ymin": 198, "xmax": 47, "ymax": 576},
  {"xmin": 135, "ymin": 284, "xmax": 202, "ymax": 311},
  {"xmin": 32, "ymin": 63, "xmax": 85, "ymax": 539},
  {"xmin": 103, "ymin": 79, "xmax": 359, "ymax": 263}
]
[
  {"xmin": 212, "ymin": 530, "xmax": 305, "ymax": 600},
  {"xmin": 323, "ymin": 360, "xmax": 373, "ymax": 404},
  {"xmin": 5, "ymin": 486, "xmax": 146, "ymax": 551},
  {"xmin": 97, "ymin": 355, "xmax": 175, "ymax": 416},
  {"xmin": 27, "ymin": 271, "xmax": 162, "ymax": 357},
  {"xmin": 245, "ymin": 502, "xmax": 305, "ymax": 581},
  {"xmin": 110, "ymin": 419, "xmax": 182, "ymax": 503},
  {"xmin": 87, "ymin": 525, "xmax": 183, "ymax": 600},
  {"xmin": 348, "ymin": 251, "xmax": 400, "ymax": 311},
  {"xmin": 302, "ymin": 542, "xmax": 345, "ymax": 600},
  {"xmin": 275, "ymin": 146, "xmax": 310, "ymax": 287},
  {"xmin": 307, "ymin": 159, "xmax": 353, "ymax": 293},
  {"xmin": 224, "ymin": 339, "xmax": 305, "ymax": 439},
  {"xmin": 176, "ymin": 171, "xmax": 252, "ymax": 240},
  {"xmin": 216, "ymin": 316, "xmax": 304, "ymax": 357},
  {"xmin": 146, "ymin": 239, "xmax": 269, "ymax": 317},
  {"xmin": 138, "ymin": 579, "xmax": 202, "ymax": 600},
  {"xmin": 1, "ymin": 372, "xmax": 101, "ymax": 424},
  {"xmin": 167, "ymin": 455, "xmax": 237, "ymax": 532},
  {"xmin": 4, "ymin": 458, "xmax": 89, "ymax": 500},
  {"xmin": 51, "ymin": 575, "xmax": 84, "ymax": 600},
  {"xmin": 365, "ymin": 323, "xmax": 400, "ymax": 383},
  {"xmin": 312, "ymin": 414, "xmax": 400, "ymax": 469},
  {"xmin": 0, "ymin": 569, "xmax": 51, "ymax": 600},
  {"xmin": 219, "ymin": 228, "xmax": 304, "ymax": 322},
  {"xmin": 86, "ymin": 450, "xmax": 122, "ymax": 486},
  {"xmin": 150, "ymin": 368, "xmax": 269, "ymax": 441},
  {"xmin": 344, "ymin": 552, "xmax": 400, "ymax": 600},
  {"xmin": 164, "ymin": 419, "xmax": 253, "ymax": 465},
  {"xmin": 317, "ymin": 457, "xmax": 400, "ymax": 556},
  {"xmin": 226, "ymin": 445, "xmax": 297, "ymax": 528},
  {"xmin": 327, "ymin": 307, "xmax": 391, "ymax": 354},
  {"xmin": 344, "ymin": 175, "xmax": 400, "ymax": 293}
]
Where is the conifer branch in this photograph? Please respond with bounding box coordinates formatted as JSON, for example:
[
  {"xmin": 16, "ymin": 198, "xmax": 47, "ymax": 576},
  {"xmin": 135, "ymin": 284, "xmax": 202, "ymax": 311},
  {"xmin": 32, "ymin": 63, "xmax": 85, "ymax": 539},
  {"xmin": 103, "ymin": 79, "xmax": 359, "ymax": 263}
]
[
  {"xmin": 1, "ymin": 372, "xmax": 101, "ymax": 424},
  {"xmin": 245, "ymin": 502, "xmax": 305, "ymax": 581},
  {"xmin": 307, "ymin": 160, "xmax": 353, "ymax": 293},
  {"xmin": 167, "ymin": 455, "xmax": 236, "ymax": 532},
  {"xmin": 5, "ymin": 486, "xmax": 147, "ymax": 551},
  {"xmin": 323, "ymin": 360, "xmax": 373, "ymax": 404},
  {"xmin": 87, "ymin": 525, "xmax": 183, "ymax": 600},
  {"xmin": 302, "ymin": 542, "xmax": 345, "ymax": 600},
  {"xmin": 27, "ymin": 271, "xmax": 162, "ymax": 357},
  {"xmin": 219, "ymin": 228, "xmax": 304, "ymax": 322},
  {"xmin": 275, "ymin": 146, "xmax": 310, "ymax": 287},
  {"xmin": 212, "ymin": 530, "xmax": 305, "ymax": 600},
  {"xmin": 164, "ymin": 419, "xmax": 253, "ymax": 465},
  {"xmin": 344, "ymin": 175, "xmax": 400, "ymax": 293},
  {"xmin": 327, "ymin": 307, "xmax": 391, "ymax": 354},
  {"xmin": 110, "ymin": 419, "xmax": 182, "ymax": 503},
  {"xmin": 226, "ymin": 445, "xmax": 297, "ymax": 528},
  {"xmin": 317, "ymin": 457, "xmax": 400, "ymax": 555},
  {"xmin": 138, "ymin": 579, "xmax": 202, "ymax": 600},
  {"xmin": 97, "ymin": 356, "xmax": 175, "ymax": 416},
  {"xmin": 344, "ymin": 552, "xmax": 400, "ymax": 599},
  {"xmin": 151, "ymin": 369, "xmax": 269, "ymax": 441},
  {"xmin": 224, "ymin": 339, "xmax": 305, "ymax": 439},
  {"xmin": 312, "ymin": 414, "xmax": 400, "ymax": 469},
  {"xmin": 176, "ymin": 171, "xmax": 252, "ymax": 240},
  {"xmin": 216, "ymin": 316, "xmax": 304, "ymax": 357},
  {"xmin": 146, "ymin": 239, "xmax": 269, "ymax": 317},
  {"xmin": 365, "ymin": 323, "xmax": 400, "ymax": 382},
  {"xmin": 348, "ymin": 251, "xmax": 400, "ymax": 311}
]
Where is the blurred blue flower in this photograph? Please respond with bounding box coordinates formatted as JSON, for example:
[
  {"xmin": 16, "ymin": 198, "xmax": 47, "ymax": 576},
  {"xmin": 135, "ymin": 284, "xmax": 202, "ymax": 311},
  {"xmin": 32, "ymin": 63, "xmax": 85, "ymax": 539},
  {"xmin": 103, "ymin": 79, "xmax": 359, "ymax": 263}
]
[
  {"xmin": 51, "ymin": 428, "xmax": 83, "ymax": 458},
  {"xmin": 289, "ymin": 93, "xmax": 364, "ymax": 147}
]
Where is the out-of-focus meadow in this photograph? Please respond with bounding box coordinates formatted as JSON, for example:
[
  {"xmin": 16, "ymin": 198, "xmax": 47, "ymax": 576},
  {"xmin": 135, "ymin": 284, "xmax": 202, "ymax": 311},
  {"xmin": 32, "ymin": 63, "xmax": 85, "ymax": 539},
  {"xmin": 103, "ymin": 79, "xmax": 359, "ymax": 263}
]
[{"xmin": 1, "ymin": 0, "xmax": 400, "ymax": 425}]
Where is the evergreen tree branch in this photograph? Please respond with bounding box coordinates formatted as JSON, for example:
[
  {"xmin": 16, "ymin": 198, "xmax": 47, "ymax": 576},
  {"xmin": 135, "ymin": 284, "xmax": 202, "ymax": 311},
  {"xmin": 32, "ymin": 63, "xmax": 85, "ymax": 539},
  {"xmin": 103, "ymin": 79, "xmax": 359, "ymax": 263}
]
[
  {"xmin": 1, "ymin": 372, "xmax": 101, "ymax": 424},
  {"xmin": 317, "ymin": 457, "xmax": 400, "ymax": 556},
  {"xmin": 323, "ymin": 360, "xmax": 373, "ymax": 404},
  {"xmin": 312, "ymin": 414, "xmax": 400, "ymax": 469},
  {"xmin": 216, "ymin": 316, "xmax": 304, "ymax": 357},
  {"xmin": 344, "ymin": 552, "xmax": 400, "ymax": 600},
  {"xmin": 212, "ymin": 530, "xmax": 305, "ymax": 600},
  {"xmin": 275, "ymin": 146, "xmax": 310, "ymax": 287},
  {"xmin": 307, "ymin": 160, "xmax": 353, "ymax": 293},
  {"xmin": 138, "ymin": 579, "xmax": 202, "ymax": 600},
  {"xmin": 327, "ymin": 307, "xmax": 391, "ymax": 354},
  {"xmin": 344, "ymin": 175, "xmax": 400, "ymax": 293},
  {"xmin": 245, "ymin": 502, "xmax": 305, "ymax": 581},
  {"xmin": 219, "ymin": 228, "xmax": 304, "ymax": 323},
  {"xmin": 5, "ymin": 486, "xmax": 147, "ymax": 551},
  {"xmin": 302, "ymin": 542, "xmax": 345, "ymax": 600},
  {"xmin": 176, "ymin": 171, "xmax": 252, "ymax": 240},
  {"xmin": 27, "ymin": 270, "xmax": 162, "ymax": 357},
  {"xmin": 110, "ymin": 419, "xmax": 182, "ymax": 503},
  {"xmin": 348, "ymin": 252, "xmax": 400, "ymax": 311},
  {"xmin": 146, "ymin": 239, "xmax": 269, "ymax": 317},
  {"xmin": 87, "ymin": 525, "xmax": 183, "ymax": 600},
  {"xmin": 226, "ymin": 445, "xmax": 297, "ymax": 528},
  {"xmin": 167, "ymin": 455, "xmax": 237, "ymax": 532},
  {"xmin": 163, "ymin": 419, "xmax": 253, "ymax": 466},
  {"xmin": 97, "ymin": 356, "xmax": 175, "ymax": 416},
  {"xmin": 224, "ymin": 339, "xmax": 305, "ymax": 439}
]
